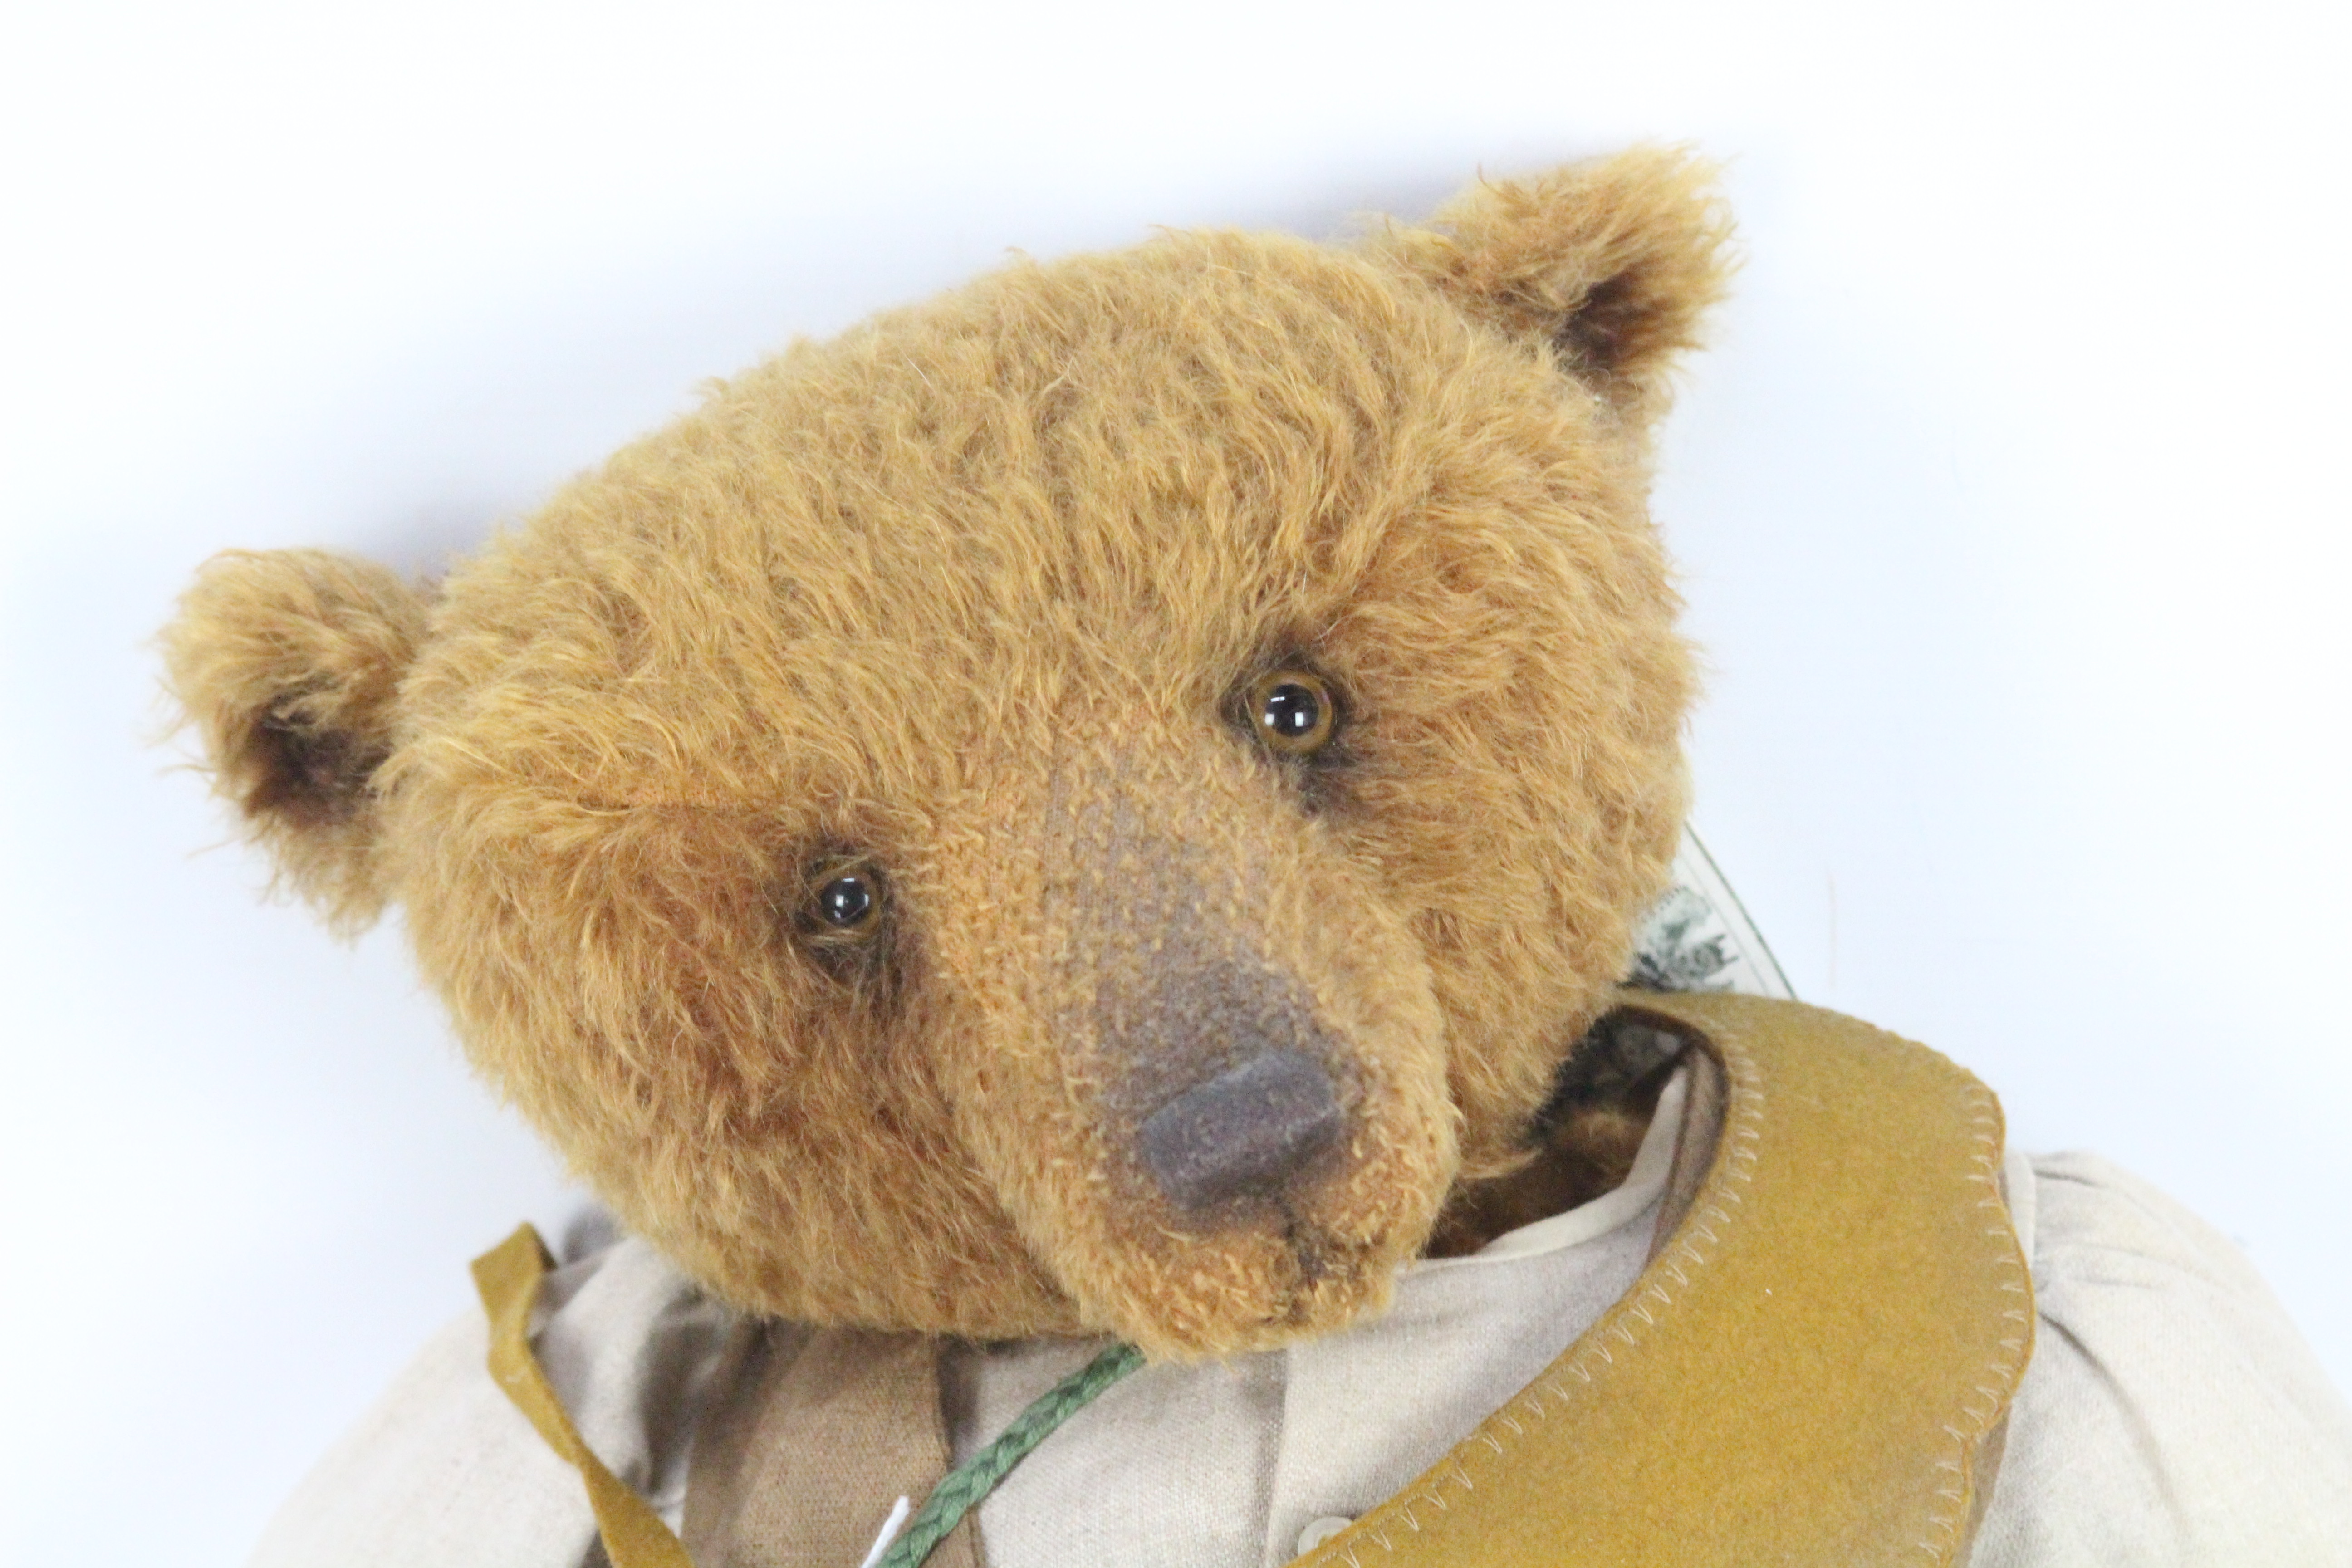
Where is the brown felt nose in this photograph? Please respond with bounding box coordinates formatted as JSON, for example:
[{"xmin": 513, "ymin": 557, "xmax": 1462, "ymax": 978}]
[{"xmin": 1138, "ymin": 1049, "xmax": 1345, "ymax": 1211}]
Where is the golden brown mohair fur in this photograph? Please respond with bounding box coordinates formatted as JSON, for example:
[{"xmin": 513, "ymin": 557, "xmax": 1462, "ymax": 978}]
[
  {"xmin": 160, "ymin": 148, "xmax": 1732, "ymax": 1359},
  {"xmin": 159, "ymin": 549, "xmax": 431, "ymax": 934},
  {"xmin": 1373, "ymin": 146, "xmax": 1733, "ymax": 431}
]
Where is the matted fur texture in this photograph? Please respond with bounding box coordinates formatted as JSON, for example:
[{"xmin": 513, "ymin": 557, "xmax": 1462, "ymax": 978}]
[{"xmin": 162, "ymin": 149, "xmax": 1732, "ymax": 1358}]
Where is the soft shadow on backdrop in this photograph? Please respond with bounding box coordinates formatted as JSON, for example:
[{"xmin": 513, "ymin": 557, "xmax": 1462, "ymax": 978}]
[{"xmin": 3, "ymin": 3, "xmax": 2345, "ymax": 1563}]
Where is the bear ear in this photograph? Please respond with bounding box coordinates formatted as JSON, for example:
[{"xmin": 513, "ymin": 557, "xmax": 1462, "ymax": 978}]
[
  {"xmin": 159, "ymin": 548, "xmax": 430, "ymax": 932},
  {"xmin": 1374, "ymin": 147, "xmax": 1735, "ymax": 428}
]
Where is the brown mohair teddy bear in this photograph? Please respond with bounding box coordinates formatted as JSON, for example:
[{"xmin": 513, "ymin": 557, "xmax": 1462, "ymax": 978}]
[
  {"xmin": 163, "ymin": 147, "xmax": 1720, "ymax": 1360},
  {"xmin": 179, "ymin": 149, "xmax": 2328, "ymax": 1568}
]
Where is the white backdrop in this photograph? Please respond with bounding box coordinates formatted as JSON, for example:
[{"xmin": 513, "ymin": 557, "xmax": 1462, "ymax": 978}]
[{"xmin": 3, "ymin": 3, "xmax": 2346, "ymax": 1562}]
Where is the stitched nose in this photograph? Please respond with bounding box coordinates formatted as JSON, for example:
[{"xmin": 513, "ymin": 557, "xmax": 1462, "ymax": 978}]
[{"xmin": 1138, "ymin": 1049, "xmax": 1344, "ymax": 1211}]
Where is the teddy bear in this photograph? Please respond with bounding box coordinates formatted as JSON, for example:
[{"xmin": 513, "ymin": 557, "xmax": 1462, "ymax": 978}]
[{"xmin": 161, "ymin": 148, "xmax": 2352, "ymax": 1568}]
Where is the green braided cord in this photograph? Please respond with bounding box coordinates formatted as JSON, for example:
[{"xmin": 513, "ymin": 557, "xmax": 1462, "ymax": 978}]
[{"xmin": 877, "ymin": 1340, "xmax": 1145, "ymax": 1568}]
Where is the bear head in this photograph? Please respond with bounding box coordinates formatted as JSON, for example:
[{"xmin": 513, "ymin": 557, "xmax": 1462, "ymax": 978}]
[{"xmin": 162, "ymin": 149, "xmax": 1730, "ymax": 1359}]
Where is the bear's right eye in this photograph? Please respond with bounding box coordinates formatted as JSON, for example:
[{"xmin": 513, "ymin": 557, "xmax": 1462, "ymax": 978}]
[
  {"xmin": 798, "ymin": 857, "xmax": 887, "ymax": 945},
  {"xmin": 817, "ymin": 872, "xmax": 878, "ymax": 930}
]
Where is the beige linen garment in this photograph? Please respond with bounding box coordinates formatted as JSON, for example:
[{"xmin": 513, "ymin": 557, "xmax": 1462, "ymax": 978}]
[
  {"xmin": 934, "ymin": 1067, "xmax": 1696, "ymax": 1568},
  {"xmin": 250, "ymin": 1110, "xmax": 2352, "ymax": 1568},
  {"xmin": 250, "ymin": 1218, "xmax": 732, "ymax": 1568}
]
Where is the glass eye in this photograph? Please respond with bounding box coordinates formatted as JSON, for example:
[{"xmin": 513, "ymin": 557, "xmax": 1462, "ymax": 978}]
[
  {"xmin": 1247, "ymin": 669, "xmax": 1337, "ymax": 757},
  {"xmin": 808, "ymin": 865, "xmax": 883, "ymax": 937}
]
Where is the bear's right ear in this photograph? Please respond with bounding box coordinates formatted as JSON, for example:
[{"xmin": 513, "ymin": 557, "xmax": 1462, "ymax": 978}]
[{"xmin": 160, "ymin": 549, "xmax": 429, "ymax": 932}]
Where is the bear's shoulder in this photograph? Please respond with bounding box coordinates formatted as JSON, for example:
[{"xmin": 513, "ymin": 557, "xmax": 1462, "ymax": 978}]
[{"xmin": 1972, "ymin": 1148, "xmax": 2352, "ymax": 1565}]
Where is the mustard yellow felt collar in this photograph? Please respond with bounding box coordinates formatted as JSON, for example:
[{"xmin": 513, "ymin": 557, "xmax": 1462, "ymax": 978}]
[{"xmin": 1289, "ymin": 990, "xmax": 2033, "ymax": 1568}]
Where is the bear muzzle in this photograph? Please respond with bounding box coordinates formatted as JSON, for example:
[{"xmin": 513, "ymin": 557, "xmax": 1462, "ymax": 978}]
[
  {"xmin": 916, "ymin": 737, "xmax": 1461, "ymax": 1351},
  {"xmin": 1137, "ymin": 1046, "xmax": 1346, "ymax": 1212}
]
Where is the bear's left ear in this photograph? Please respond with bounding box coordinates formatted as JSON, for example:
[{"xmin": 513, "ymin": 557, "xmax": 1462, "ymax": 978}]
[
  {"xmin": 1374, "ymin": 147, "xmax": 1735, "ymax": 428},
  {"xmin": 160, "ymin": 548, "xmax": 429, "ymax": 933}
]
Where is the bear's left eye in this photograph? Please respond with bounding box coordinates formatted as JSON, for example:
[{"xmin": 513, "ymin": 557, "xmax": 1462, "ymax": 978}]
[{"xmin": 1246, "ymin": 668, "xmax": 1338, "ymax": 758}]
